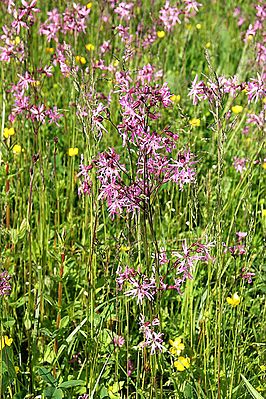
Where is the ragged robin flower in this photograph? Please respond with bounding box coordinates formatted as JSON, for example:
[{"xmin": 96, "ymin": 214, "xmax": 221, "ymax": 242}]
[
  {"xmin": 226, "ymin": 292, "xmax": 240, "ymax": 307},
  {"xmin": 174, "ymin": 356, "xmax": 190, "ymax": 371},
  {"xmin": 169, "ymin": 337, "xmax": 185, "ymax": 356}
]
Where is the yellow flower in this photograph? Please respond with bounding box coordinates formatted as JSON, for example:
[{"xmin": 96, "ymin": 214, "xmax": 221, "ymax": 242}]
[
  {"xmin": 170, "ymin": 94, "xmax": 181, "ymax": 103},
  {"xmin": 226, "ymin": 292, "xmax": 240, "ymax": 307},
  {"xmin": 262, "ymin": 163, "xmax": 266, "ymax": 170},
  {"xmin": 46, "ymin": 47, "xmax": 54, "ymax": 54},
  {"xmin": 263, "ymin": 97, "xmax": 266, "ymax": 104},
  {"xmin": 113, "ymin": 59, "xmax": 119, "ymax": 67},
  {"xmin": 13, "ymin": 144, "xmax": 22, "ymax": 154},
  {"xmin": 247, "ymin": 34, "xmax": 254, "ymax": 42},
  {"xmin": 262, "ymin": 209, "xmax": 266, "ymax": 217},
  {"xmin": 189, "ymin": 118, "xmax": 201, "ymax": 127},
  {"xmin": 169, "ymin": 337, "xmax": 185, "ymax": 356},
  {"xmin": 232, "ymin": 105, "xmax": 243, "ymax": 114},
  {"xmin": 30, "ymin": 80, "xmax": 40, "ymax": 87},
  {"xmin": 0, "ymin": 336, "xmax": 13, "ymax": 350},
  {"xmin": 86, "ymin": 2, "xmax": 92, "ymax": 8},
  {"xmin": 85, "ymin": 43, "xmax": 95, "ymax": 51},
  {"xmin": 3, "ymin": 127, "xmax": 15, "ymax": 138},
  {"xmin": 205, "ymin": 42, "xmax": 211, "ymax": 48},
  {"xmin": 157, "ymin": 31, "xmax": 165, "ymax": 38},
  {"xmin": 75, "ymin": 56, "xmax": 86, "ymax": 64},
  {"xmin": 14, "ymin": 36, "xmax": 20, "ymax": 45},
  {"xmin": 174, "ymin": 356, "xmax": 190, "ymax": 371},
  {"xmin": 68, "ymin": 147, "xmax": 79, "ymax": 157},
  {"xmin": 15, "ymin": 366, "xmax": 20, "ymax": 374},
  {"xmin": 196, "ymin": 23, "xmax": 201, "ymax": 29},
  {"xmin": 120, "ymin": 245, "xmax": 130, "ymax": 252}
]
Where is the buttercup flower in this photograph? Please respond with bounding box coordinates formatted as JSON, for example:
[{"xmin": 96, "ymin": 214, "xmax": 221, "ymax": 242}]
[
  {"xmin": 13, "ymin": 144, "xmax": 22, "ymax": 154},
  {"xmin": 169, "ymin": 337, "xmax": 185, "ymax": 355},
  {"xmin": 232, "ymin": 105, "xmax": 243, "ymax": 114},
  {"xmin": 170, "ymin": 94, "xmax": 181, "ymax": 103},
  {"xmin": 75, "ymin": 56, "xmax": 86, "ymax": 64},
  {"xmin": 68, "ymin": 147, "xmax": 79, "ymax": 156},
  {"xmin": 174, "ymin": 356, "xmax": 190, "ymax": 371},
  {"xmin": 0, "ymin": 336, "xmax": 13, "ymax": 350},
  {"xmin": 85, "ymin": 43, "xmax": 95, "ymax": 51},
  {"xmin": 157, "ymin": 31, "xmax": 166, "ymax": 38},
  {"xmin": 86, "ymin": 2, "xmax": 92, "ymax": 8},
  {"xmin": 3, "ymin": 127, "xmax": 15, "ymax": 138},
  {"xmin": 189, "ymin": 118, "xmax": 201, "ymax": 127},
  {"xmin": 226, "ymin": 292, "xmax": 240, "ymax": 307}
]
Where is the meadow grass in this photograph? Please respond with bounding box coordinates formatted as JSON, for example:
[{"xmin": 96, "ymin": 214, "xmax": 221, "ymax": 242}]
[{"xmin": 0, "ymin": 1, "xmax": 265, "ymax": 398}]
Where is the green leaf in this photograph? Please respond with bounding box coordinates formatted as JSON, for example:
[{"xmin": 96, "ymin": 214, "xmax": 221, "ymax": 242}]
[
  {"xmin": 37, "ymin": 367, "xmax": 56, "ymax": 386},
  {"xmin": 58, "ymin": 379, "xmax": 85, "ymax": 389},
  {"xmin": 52, "ymin": 388, "xmax": 64, "ymax": 399},
  {"xmin": 241, "ymin": 374, "xmax": 264, "ymax": 399},
  {"xmin": 59, "ymin": 315, "xmax": 69, "ymax": 329}
]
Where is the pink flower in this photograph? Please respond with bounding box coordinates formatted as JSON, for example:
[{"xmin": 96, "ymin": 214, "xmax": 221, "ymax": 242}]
[
  {"xmin": 159, "ymin": 1, "xmax": 182, "ymax": 31},
  {"xmin": 113, "ymin": 335, "xmax": 125, "ymax": 347},
  {"xmin": 0, "ymin": 271, "xmax": 11, "ymax": 296},
  {"xmin": 233, "ymin": 157, "xmax": 247, "ymax": 173}
]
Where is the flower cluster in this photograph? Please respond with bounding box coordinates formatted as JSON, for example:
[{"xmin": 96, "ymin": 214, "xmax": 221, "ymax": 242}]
[
  {"xmin": 159, "ymin": 0, "xmax": 202, "ymax": 32},
  {"xmin": 0, "ymin": 271, "xmax": 12, "ymax": 296},
  {"xmin": 116, "ymin": 241, "xmax": 213, "ymax": 303},
  {"xmin": 0, "ymin": 0, "xmax": 40, "ymax": 62},
  {"xmin": 139, "ymin": 314, "xmax": 164, "ymax": 355},
  {"xmin": 79, "ymin": 67, "xmax": 196, "ymax": 217},
  {"xmin": 39, "ymin": 3, "xmax": 91, "ymax": 42},
  {"xmin": 8, "ymin": 70, "xmax": 63, "ymax": 125}
]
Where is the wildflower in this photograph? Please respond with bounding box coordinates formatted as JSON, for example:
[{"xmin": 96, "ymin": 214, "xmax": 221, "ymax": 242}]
[
  {"xmin": 46, "ymin": 47, "xmax": 54, "ymax": 54},
  {"xmin": 68, "ymin": 147, "xmax": 79, "ymax": 156},
  {"xmin": 157, "ymin": 30, "xmax": 166, "ymax": 38},
  {"xmin": 262, "ymin": 163, "xmax": 266, "ymax": 170},
  {"xmin": 0, "ymin": 336, "xmax": 13, "ymax": 350},
  {"xmin": 3, "ymin": 127, "xmax": 15, "ymax": 138},
  {"xmin": 85, "ymin": 43, "xmax": 95, "ymax": 51},
  {"xmin": 86, "ymin": 2, "xmax": 92, "ymax": 8},
  {"xmin": 114, "ymin": 2, "xmax": 134, "ymax": 21},
  {"xmin": 75, "ymin": 56, "xmax": 86, "ymax": 64},
  {"xmin": 113, "ymin": 335, "xmax": 125, "ymax": 348},
  {"xmin": 241, "ymin": 268, "xmax": 255, "ymax": 284},
  {"xmin": 169, "ymin": 337, "xmax": 184, "ymax": 355},
  {"xmin": 189, "ymin": 118, "xmax": 201, "ymax": 127},
  {"xmin": 236, "ymin": 232, "xmax": 247, "ymax": 241},
  {"xmin": 262, "ymin": 209, "xmax": 266, "ymax": 217},
  {"xmin": 233, "ymin": 157, "xmax": 247, "ymax": 173},
  {"xmin": 196, "ymin": 23, "xmax": 201, "ymax": 29},
  {"xmin": 205, "ymin": 42, "xmax": 211, "ymax": 48},
  {"xmin": 139, "ymin": 314, "xmax": 164, "ymax": 355},
  {"xmin": 159, "ymin": 2, "xmax": 181, "ymax": 32},
  {"xmin": 174, "ymin": 356, "xmax": 190, "ymax": 371},
  {"xmin": 232, "ymin": 105, "xmax": 243, "ymax": 114},
  {"xmin": 0, "ymin": 271, "xmax": 11, "ymax": 296},
  {"xmin": 226, "ymin": 292, "xmax": 240, "ymax": 307},
  {"xmin": 170, "ymin": 94, "xmax": 181, "ymax": 103},
  {"xmin": 13, "ymin": 144, "xmax": 22, "ymax": 154},
  {"xmin": 15, "ymin": 366, "xmax": 20, "ymax": 374}
]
